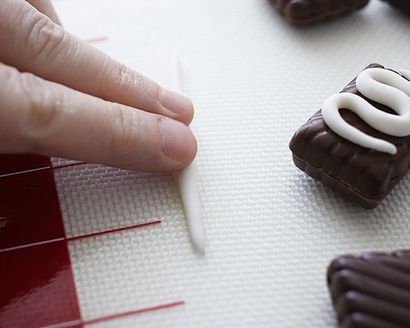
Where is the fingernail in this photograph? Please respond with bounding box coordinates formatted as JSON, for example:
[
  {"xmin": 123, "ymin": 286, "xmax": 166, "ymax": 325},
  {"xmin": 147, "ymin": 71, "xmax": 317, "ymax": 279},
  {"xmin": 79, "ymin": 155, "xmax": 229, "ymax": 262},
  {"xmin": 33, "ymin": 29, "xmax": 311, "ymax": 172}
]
[
  {"xmin": 160, "ymin": 118, "xmax": 195, "ymax": 161},
  {"xmin": 160, "ymin": 89, "xmax": 194, "ymax": 119}
]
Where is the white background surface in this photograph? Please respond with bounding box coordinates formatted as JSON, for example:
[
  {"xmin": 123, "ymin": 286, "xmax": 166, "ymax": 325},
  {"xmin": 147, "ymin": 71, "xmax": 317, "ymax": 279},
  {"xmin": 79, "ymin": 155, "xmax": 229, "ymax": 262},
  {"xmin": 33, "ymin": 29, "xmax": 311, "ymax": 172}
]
[{"xmin": 51, "ymin": 0, "xmax": 410, "ymax": 327}]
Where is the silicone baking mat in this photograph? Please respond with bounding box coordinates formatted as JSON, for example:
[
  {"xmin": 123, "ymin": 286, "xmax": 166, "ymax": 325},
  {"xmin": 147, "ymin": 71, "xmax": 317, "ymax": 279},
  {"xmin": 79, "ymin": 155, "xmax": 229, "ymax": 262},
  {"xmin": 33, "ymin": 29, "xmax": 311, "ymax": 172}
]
[{"xmin": 2, "ymin": 0, "xmax": 410, "ymax": 327}]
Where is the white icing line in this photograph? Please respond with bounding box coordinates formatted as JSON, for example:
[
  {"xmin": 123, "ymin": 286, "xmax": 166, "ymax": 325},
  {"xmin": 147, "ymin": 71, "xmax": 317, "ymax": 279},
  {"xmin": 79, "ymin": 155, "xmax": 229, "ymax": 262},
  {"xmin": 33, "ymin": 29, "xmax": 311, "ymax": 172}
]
[
  {"xmin": 172, "ymin": 55, "xmax": 206, "ymax": 254},
  {"xmin": 322, "ymin": 94, "xmax": 397, "ymax": 154},
  {"xmin": 322, "ymin": 67, "xmax": 410, "ymax": 154}
]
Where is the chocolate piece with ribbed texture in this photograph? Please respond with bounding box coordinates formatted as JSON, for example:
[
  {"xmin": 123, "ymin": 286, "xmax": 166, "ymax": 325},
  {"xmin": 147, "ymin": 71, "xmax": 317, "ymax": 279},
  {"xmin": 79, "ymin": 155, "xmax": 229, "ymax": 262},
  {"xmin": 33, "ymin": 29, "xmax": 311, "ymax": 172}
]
[
  {"xmin": 289, "ymin": 64, "xmax": 410, "ymax": 209},
  {"xmin": 270, "ymin": 0, "xmax": 369, "ymax": 25},
  {"xmin": 327, "ymin": 250, "xmax": 410, "ymax": 328}
]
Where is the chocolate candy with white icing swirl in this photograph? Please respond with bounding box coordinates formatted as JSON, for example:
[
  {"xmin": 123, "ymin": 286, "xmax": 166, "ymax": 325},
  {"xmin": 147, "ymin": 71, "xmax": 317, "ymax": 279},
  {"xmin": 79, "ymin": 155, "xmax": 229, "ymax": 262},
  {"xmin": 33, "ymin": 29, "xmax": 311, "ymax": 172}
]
[
  {"xmin": 289, "ymin": 64, "xmax": 410, "ymax": 209},
  {"xmin": 269, "ymin": 0, "xmax": 369, "ymax": 25}
]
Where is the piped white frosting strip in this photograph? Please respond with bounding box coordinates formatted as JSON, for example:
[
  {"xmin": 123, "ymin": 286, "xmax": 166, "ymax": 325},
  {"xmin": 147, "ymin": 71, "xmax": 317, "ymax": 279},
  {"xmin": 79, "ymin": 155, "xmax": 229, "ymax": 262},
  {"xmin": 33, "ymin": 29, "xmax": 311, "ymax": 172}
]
[
  {"xmin": 177, "ymin": 163, "xmax": 206, "ymax": 253},
  {"xmin": 172, "ymin": 55, "xmax": 206, "ymax": 254},
  {"xmin": 321, "ymin": 67, "xmax": 410, "ymax": 155}
]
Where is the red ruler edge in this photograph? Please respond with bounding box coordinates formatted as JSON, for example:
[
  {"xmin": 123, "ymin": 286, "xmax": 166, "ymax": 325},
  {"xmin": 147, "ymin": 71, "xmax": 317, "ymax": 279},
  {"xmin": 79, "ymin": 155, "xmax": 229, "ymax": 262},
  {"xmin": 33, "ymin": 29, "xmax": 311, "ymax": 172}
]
[{"xmin": 0, "ymin": 154, "xmax": 184, "ymax": 327}]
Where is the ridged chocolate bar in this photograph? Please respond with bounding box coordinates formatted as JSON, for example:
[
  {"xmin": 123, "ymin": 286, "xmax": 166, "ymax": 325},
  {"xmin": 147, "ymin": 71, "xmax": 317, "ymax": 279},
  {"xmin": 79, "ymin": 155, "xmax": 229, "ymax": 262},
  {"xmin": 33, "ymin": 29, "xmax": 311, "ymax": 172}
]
[
  {"xmin": 270, "ymin": 0, "xmax": 369, "ymax": 25},
  {"xmin": 327, "ymin": 250, "xmax": 410, "ymax": 328},
  {"xmin": 289, "ymin": 64, "xmax": 410, "ymax": 209},
  {"xmin": 382, "ymin": 0, "xmax": 410, "ymax": 15}
]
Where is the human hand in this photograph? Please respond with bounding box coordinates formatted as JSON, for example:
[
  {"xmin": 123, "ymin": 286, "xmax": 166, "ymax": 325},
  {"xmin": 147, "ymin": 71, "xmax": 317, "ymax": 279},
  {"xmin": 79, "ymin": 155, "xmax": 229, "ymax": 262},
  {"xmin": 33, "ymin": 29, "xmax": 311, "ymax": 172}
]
[{"xmin": 0, "ymin": 0, "xmax": 197, "ymax": 172}]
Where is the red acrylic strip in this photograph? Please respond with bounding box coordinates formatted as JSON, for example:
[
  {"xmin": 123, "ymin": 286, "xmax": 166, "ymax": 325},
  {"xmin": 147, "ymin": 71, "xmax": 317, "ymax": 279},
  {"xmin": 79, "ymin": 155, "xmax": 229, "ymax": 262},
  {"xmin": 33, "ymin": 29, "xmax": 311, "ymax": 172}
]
[
  {"xmin": 52, "ymin": 161, "xmax": 86, "ymax": 170},
  {"xmin": 84, "ymin": 36, "xmax": 108, "ymax": 43},
  {"xmin": 0, "ymin": 241, "xmax": 82, "ymax": 328},
  {"xmin": 0, "ymin": 168, "xmax": 65, "ymax": 250},
  {"xmin": 83, "ymin": 300, "xmax": 185, "ymax": 326},
  {"xmin": 0, "ymin": 155, "xmax": 82, "ymax": 327},
  {"xmin": 0, "ymin": 155, "xmax": 178, "ymax": 328},
  {"xmin": 41, "ymin": 301, "xmax": 185, "ymax": 328},
  {"xmin": 66, "ymin": 220, "xmax": 161, "ymax": 242}
]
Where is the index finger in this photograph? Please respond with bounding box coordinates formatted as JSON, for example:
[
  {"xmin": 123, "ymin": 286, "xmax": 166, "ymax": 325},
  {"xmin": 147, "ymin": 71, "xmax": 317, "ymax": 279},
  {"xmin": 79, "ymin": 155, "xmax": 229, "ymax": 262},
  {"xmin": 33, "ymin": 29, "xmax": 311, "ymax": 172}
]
[
  {"xmin": 0, "ymin": 63, "xmax": 197, "ymax": 172},
  {"xmin": 0, "ymin": 0, "xmax": 194, "ymax": 124}
]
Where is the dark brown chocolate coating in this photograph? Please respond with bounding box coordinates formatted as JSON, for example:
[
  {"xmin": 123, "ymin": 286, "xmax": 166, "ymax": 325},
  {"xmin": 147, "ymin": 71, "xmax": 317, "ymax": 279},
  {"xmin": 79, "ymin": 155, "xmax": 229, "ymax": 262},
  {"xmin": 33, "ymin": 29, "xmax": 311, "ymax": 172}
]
[
  {"xmin": 327, "ymin": 251, "xmax": 410, "ymax": 328},
  {"xmin": 270, "ymin": 0, "xmax": 369, "ymax": 25},
  {"xmin": 289, "ymin": 64, "xmax": 410, "ymax": 209},
  {"xmin": 382, "ymin": 0, "xmax": 410, "ymax": 16}
]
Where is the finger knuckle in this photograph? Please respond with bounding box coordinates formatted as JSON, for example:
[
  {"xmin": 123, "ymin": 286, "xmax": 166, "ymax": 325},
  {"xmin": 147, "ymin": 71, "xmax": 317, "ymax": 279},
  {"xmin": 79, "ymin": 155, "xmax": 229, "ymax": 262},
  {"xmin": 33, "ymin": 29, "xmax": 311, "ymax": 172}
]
[
  {"xmin": 113, "ymin": 63, "xmax": 140, "ymax": 91},
  {"xmin": 0, "ymin": 64, "xmax": 24, "ymax": 150},
  {"xmin": 19, "ymin": 73, "xmax": 61, "ymax": 139},
  {"xmin": 106, "ymin": 105, "xmax": 143, "ymax": 154},
  {"xmin": 106, "ymin": 62, "xmax": 159, "ymax": 101},
  {"xmin": 0, "ymin": 65, "xmax": 61, "ymax": 152},
  {"xmin": 0, "ymin": 63, "xmax": 17, "ymax": 88},
  {"xmin": 27, "ymin": 14, "xmax": 66, "ymax": 60}
]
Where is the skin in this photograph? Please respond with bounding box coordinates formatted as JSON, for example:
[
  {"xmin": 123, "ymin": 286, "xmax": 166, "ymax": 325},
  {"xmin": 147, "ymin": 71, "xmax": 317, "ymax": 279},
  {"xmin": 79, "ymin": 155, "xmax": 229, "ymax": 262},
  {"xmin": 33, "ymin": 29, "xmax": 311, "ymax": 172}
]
[{"xmin": 0, "ymin": 0, "xmax": 197, "ymax": 172}]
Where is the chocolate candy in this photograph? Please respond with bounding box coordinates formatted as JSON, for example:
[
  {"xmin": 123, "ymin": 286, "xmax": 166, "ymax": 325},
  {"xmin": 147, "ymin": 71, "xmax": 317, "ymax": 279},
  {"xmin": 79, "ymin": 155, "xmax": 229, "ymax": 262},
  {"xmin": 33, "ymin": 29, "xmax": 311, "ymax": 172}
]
[
  {"xmin": 327, "ymin": 251, "xmax": 410, "ymax": 328},
  {"xmin": 382, "ymin": 0, "xmax": 410, "ymax": 16},
  {"xmin": 289, "ymin": 64, "xmax": 410, "ymax": 209},
  {"xmin": 270, "ymin": 0, "xmax": 369, "ymax": 25}
]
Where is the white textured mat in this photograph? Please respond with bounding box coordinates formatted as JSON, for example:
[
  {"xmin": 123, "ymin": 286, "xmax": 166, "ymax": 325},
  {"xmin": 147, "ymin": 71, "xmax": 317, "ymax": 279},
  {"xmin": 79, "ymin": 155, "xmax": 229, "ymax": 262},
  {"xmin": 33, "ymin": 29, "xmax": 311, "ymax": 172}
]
[{"xmin": 52, "ymin": 0, "xmax": 410, "ymax": 327}]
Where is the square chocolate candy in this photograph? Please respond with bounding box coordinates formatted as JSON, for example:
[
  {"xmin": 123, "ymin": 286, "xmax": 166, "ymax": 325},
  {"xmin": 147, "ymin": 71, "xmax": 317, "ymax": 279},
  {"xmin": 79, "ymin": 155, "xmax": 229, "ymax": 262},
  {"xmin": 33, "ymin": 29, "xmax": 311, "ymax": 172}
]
[
  {"xmin": 270, "ymin": 0, "xmax": 369, "ymax": 25},
  {"xmin": 289, "ymin": 64, "xmax": 410, "ymax": 208},
  {"xmin": 327, "ymin": 251, "xmax": 410, "ymax": 328}
]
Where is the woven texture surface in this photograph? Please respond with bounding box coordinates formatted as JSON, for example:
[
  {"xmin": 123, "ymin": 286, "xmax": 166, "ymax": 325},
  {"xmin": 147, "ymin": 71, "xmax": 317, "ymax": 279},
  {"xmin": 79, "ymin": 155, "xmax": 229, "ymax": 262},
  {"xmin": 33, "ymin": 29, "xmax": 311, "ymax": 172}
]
[{"xmin": 52, "ymin": 0, "xmax": 410, "ymax": 326}]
